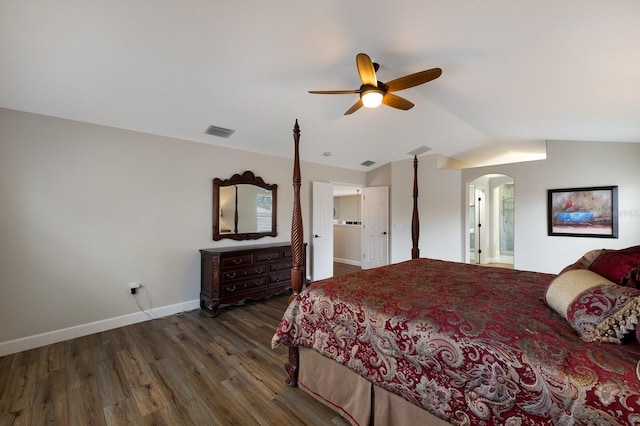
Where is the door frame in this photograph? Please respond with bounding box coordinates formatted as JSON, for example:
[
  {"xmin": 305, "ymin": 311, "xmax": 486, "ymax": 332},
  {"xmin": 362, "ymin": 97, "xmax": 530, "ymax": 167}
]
[
  {"xmin": 465, "ymin": 174, "xmax": 515, "ymax": 266},
  {"xmin": 312, "ymin": 181, "xmax": 390, "ymax": 277}
]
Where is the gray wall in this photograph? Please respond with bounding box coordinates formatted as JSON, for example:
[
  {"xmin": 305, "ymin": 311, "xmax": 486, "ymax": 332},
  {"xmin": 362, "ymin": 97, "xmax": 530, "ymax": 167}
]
[{"xmin": 0, "ymin": 108, "xmax": 366, "ymax": 354}]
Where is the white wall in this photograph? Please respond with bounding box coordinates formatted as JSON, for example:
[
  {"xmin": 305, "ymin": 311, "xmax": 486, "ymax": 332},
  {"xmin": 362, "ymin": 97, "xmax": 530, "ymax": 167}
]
[
  {"xmin": 367, "ymin": 163, "xmax": 392, "ymax": 187},
  {"xmin": 333, "ymin": 225, "xmax": 361, "ymax": 264},
  {"xmin": 390, "ymin": 141, "xmax": 640, "ymax": 274},
  {"xmin": 462, "ymin": 140, "xmax": 640, "ymax": 273},
  {"xmin": 0, "ymin": 108, "xmax": 365, "ymax": 354},
  {"xmin": 390, "ymin": 155, "xmax": 463, "ymax": 263}
]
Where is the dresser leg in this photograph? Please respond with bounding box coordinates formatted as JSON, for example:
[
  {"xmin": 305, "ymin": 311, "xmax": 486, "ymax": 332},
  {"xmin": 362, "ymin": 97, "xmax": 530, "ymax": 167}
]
[{"xmin": 200, "ymin": 298, "xmax": 220, "ymax": 317}]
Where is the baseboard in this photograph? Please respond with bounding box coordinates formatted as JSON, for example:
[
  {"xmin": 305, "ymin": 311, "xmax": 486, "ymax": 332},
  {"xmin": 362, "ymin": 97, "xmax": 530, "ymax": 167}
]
[
  {"xmin": 334, "ymin": 257, "xmax": 362, "ymax": 267},
  {"xmin": 0, "ymin": 299, "xmax": 201, "ymax": 357}
]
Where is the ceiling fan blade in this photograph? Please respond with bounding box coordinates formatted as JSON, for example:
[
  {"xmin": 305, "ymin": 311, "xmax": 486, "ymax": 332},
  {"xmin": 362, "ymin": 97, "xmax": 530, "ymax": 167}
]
[
  {"xmin": 344, "ymin": 99, "xmax": 363, "ymax": 115},
  {"xmin": 356, "ymin": 53, "xmax": 377, "ymax": 86},
  {"xmin": 385, "ymin": 68, "xmax": 442, "ymax": 92},
  {"xmin": 309, "ymin": 90, "xmax": 360, "ymax": 94},
  {"xmin": 382, "ymin": 93, "xmax": 414, "ymax": 110}
]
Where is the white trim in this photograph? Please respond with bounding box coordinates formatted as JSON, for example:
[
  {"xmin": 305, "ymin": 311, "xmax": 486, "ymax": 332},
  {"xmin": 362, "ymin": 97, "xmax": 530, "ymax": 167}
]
[
  {"xmin": 333, "ymin": 257, "xmax": 361, "ymax": 267},
  {"xmin": 0, "ymin": 299, "xmax": 200, "ymax": 357}
]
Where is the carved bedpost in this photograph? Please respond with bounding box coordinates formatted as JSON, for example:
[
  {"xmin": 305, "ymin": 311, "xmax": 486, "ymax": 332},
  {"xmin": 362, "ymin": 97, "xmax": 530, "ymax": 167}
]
[
  {"xmin": 290, "ymin": 119, "xmax": 304, "ymax": 300},
  {"xmin": 286, "ymin": 119, "xmax": 303, "ymax": 387},
  {"xmin": 411, "ymin": 155, "xmax": 420, "ymax": 259}
]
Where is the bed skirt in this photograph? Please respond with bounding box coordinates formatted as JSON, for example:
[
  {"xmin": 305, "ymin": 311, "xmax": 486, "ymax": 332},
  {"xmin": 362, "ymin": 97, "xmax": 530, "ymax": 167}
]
[{"xmin": 298, "ymin": 347, "xmax": 451, "ymax": 426}]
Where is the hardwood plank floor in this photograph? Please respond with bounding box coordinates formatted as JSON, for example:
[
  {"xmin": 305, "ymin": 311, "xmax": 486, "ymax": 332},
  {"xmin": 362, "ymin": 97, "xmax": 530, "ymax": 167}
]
[
  {"xmin": 0, "ymin": 294, "xmax": 349, "ymax": 425},
  {"xmin": 333, "ymin": 262, "xmax": 360, "ymax": 277}
]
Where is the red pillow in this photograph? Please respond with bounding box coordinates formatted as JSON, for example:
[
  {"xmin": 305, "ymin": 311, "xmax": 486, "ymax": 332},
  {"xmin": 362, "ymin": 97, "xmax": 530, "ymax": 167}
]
[
  {"xmin": 559, "ymin": 249, "xmax": 609, "ymax": 275},
  {"xmin": 622, "ymin": 264, "xmax": 640, "ymax": 289},
  {"xmin": 589, "ymin": 246, "xmax": 640, "ymax": 284}
]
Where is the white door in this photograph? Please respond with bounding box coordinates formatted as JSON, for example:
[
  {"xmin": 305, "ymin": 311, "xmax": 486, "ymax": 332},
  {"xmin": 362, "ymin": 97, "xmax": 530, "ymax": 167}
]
[
  {"xmin": 312, "ymin": 181, "xmax": 334, "ymax": 281},
  {"xmin": 476, "ymin": 189, "xmax": 486, "ymax": 264},
  {"xmin": 361, "ymin": 186, "xmax": 389, "ymax": 270}
]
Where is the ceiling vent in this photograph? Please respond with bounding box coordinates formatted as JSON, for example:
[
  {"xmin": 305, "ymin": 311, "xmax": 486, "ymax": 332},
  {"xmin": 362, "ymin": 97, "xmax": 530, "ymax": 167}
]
[
  {"xmin": 360, "ymin": 160, "xmax": 376, "ymax": 167},
  {"xmin": 204, "ymin": 125, "xmax": 235, "ymax": 139},
  {"xmin": 407, "ymin": 145, "xmax": 432, "ymax": 156}
]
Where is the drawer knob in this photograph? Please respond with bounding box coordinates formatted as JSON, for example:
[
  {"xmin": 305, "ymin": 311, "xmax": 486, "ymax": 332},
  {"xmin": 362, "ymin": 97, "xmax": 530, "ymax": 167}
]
[
  {"xmin": 227, "ymin": 285, "xmax": 236, "ymax": 292},
  {"xmin": 233, "ymin": 259, "xmax": 243, "ymax": 265},
  {"xmin": 226, "ymin": 272, "xmax": 237, "ymax": 279}
]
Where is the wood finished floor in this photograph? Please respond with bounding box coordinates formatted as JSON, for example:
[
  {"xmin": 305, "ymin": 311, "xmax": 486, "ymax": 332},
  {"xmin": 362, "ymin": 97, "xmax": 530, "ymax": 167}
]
[
  {"xmin": 481, "ymin": 262, "xmax": 514, "ymax": 269},
  {"xmin": 0, "ymin": 264, "xmax": 361, "ymax": 425},
  {"xmin": 0, "ymin": 300, "xmax": 353, "ymax": 426},
  {"xmin": 332, "ymin": 262, "xmax": 360, "ymax": 277}
]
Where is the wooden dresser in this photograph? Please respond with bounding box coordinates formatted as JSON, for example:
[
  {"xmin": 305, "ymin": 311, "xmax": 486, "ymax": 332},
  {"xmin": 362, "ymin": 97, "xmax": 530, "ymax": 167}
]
[{"xmin": 200, "ymin": 242, "xmax": 306, "ymax": 315}]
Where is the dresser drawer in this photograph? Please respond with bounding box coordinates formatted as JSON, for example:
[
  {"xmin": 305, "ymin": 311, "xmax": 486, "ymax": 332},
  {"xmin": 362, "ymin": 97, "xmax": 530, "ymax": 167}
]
[
  {"xmin": 255, "ymin": 250, "xmax": 281, "ymax": 262},
  {"xmin": 270, "ymin": 270, "xmax": 291, "ymax": 285},
  {"xmin": 270, "ymin": 261, "xmax": 293, "ymax": 273},
  {"xmin": 221, "ymin": 254, "xmax": 252, "ymax": 268},
  {"xmin": 221, "ymin": 266, "xmax": 267, "ymax": 281},
  {"xmin": 221, "ymin": 277, "xmax": 267, "ymax": 295}
]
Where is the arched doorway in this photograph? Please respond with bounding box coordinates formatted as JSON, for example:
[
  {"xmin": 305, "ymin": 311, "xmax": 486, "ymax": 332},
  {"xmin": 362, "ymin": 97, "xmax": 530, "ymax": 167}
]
[{"xmin": 467, "ymin": 174, "xmax": 514, "ymax": 268}]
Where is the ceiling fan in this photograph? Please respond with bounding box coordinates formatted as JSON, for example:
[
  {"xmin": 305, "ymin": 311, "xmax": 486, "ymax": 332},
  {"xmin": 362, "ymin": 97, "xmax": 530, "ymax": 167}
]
[{"xmin": 309, "ymin": 53, "xmax": 442, "ymax": 115}]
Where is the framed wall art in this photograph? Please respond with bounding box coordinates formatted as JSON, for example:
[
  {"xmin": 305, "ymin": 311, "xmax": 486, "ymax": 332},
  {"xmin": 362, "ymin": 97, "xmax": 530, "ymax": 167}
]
[{"xmin": 547, "ymin": 186, "xmax": 618, "ymax": 238}]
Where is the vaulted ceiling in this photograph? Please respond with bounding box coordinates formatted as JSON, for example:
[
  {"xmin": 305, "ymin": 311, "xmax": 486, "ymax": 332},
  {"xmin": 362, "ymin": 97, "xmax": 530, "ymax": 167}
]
[{"xmin": 2, "ymin": 1, "xmax": 639, "ymax": 171}]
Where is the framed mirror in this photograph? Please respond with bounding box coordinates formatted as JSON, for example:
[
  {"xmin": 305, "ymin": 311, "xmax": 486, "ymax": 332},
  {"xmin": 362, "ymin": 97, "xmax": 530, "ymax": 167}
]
[{"xmin": 212, "ymin": 171, "xmax": 277, "ymax": 241}]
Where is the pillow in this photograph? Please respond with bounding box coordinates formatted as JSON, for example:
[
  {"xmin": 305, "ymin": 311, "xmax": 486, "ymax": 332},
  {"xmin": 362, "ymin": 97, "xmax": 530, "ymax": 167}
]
[
  {"xmin": 559, "ymin": 249, "xmax": 609, "ymax": 275},
  {"xmin": 621, "ymin": 264, "xmax": 640, "ymax": 289},
  {"xmin": 567, "ymin": 283, "xmax": 640, "ymax": 343},
  {"xmin": 546, "ymin": 269, "xmax": 640, "ymax": 343},
  {"xmin": 546, "ymin": 269, "xmax": 609, "ymax": 320},
  {"xmin": 588, "ymin": 245, "xmax": 640, "ymax": 284}
]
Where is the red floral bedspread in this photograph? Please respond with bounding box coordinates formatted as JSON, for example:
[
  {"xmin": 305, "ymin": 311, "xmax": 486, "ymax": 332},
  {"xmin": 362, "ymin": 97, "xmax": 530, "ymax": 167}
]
[{"xmin": 272, "ymin": 258, "xmax": 640, "ymax": 425}]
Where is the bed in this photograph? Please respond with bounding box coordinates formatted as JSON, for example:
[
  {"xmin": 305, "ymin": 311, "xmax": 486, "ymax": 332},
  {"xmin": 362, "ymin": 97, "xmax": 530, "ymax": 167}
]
[{"xmin": 272, "ymin": 121, "xmax": 640, "ymax": 425}]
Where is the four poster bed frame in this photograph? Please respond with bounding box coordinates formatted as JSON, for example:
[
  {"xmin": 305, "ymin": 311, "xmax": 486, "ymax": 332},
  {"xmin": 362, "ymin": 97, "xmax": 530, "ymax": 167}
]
[
  {"xmin": 275, "ymin": 120, "xmax": 640, "ymax": 425},
  {"xmin": 282, "ymin": 120, "xmax": 450, "ymax": 425},
  {"xmin": 286, "ymin": 121, "xmax": 423, "ymax": 366},
  {"xmin": 284, "ymin": 120, "xmax": 422, "ymax": 387}
]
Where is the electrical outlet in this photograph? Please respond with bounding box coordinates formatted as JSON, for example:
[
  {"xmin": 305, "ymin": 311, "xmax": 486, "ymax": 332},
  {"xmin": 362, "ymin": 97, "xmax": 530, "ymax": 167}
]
[{"xmin": 128, "ymin": 282, "xmax": 141, "ymax": 295}]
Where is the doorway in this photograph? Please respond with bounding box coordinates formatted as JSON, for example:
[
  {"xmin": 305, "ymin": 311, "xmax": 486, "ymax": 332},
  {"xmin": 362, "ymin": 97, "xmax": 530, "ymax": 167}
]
[
  {"xmin": 467, "ymin": 174, "xmax": 514, "ymax": 268},
  {"xmin": 311, "ymin": 182, "xmax": 389, "ymax": 281}
]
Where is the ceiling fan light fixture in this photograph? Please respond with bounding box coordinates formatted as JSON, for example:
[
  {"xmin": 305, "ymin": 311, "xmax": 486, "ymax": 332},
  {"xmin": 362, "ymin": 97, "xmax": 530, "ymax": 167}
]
[
  {"xmin": 309, "ymin": 53, "xmax": 441, "ymax": 115},
  {"xmin": 361, "ymin": 89, "xmax": 384, "ymax": 108}
]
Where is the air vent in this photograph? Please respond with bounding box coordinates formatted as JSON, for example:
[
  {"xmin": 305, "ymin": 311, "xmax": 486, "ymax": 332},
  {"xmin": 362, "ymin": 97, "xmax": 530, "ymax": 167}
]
[
  {"xmin": 407, "ymin": 145, "xmax": 432, "ymax": 156},
  {"xmin": 360, "ymin": 160, "xmax": 376, "ymax": 167},
  {"xmin": 204, "ymin": 125, "xmax": 235, "ymax": 139}
]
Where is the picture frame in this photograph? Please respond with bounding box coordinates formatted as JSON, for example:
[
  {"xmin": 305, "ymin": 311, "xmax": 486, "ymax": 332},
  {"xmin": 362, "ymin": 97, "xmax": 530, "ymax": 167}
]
[{"xmin": 547, "ymin": 186, "xmax": 618, "ymax": 238}]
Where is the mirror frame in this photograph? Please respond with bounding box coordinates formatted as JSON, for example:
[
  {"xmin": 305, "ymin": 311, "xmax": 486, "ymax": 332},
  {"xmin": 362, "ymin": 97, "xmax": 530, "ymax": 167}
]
[{"xmin": 212, "ymin": 171, "xmax": 278, "ymax": 241}]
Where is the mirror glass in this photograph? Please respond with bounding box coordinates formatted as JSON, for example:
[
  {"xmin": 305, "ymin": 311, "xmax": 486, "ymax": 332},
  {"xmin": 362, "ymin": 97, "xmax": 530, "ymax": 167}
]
[{"xmin": 213, "ymin": 171, "xmax": 277, "ymax": 241}]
